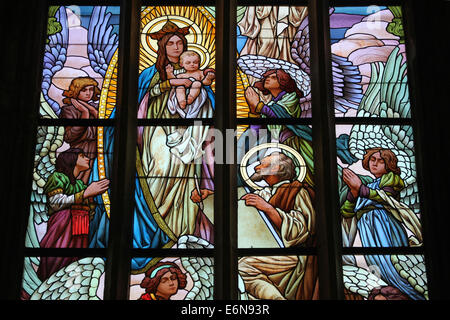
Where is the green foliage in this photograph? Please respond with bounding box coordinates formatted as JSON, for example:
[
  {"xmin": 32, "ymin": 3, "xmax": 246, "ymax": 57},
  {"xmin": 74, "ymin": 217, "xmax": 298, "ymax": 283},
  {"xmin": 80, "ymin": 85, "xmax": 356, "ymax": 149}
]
[
  {"xmin": 388, "ymin": 6, "xmax": 402, "ymax": 18},
  {"xmin": 47, "ymin": 17, "xmax": 62, "ymax": 36},
  {"xmin": 387, "ymin": 6, "xmax": 405, "ymax": 44},
  {"xmin": 46, "ymin": 6, "xmax": 62, "ymax": 43}
]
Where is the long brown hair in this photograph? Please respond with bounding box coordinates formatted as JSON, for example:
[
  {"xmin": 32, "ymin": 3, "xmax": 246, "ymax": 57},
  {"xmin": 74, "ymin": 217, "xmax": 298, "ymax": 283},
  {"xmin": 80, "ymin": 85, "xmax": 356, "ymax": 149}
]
[
  {"xmin": 362, "ymin": 147, "xmax": 401, "ymax": 176},
  {"xmin": 155, "ymin": 33, "xmax": 188, "ymax": 81},
  {"xmin": 62, "ymin": 77, "xmax": 100, "ymax": 105},
  {"xmin": 55, "ymin": 148, "xmax": 84, "ymax": 184},
  {"xmin": 140, "ymin": 261, "xmax": 187, "ymax": 295},
  {"xmin": 254, "ymin": 69, "xmax": 304, "ymax": 97}
]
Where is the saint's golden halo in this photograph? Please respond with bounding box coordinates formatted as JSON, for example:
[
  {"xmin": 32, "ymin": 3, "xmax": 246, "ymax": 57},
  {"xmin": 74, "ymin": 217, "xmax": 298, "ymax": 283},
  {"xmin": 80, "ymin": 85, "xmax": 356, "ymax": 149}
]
[{"xmin": 240, "ymin": 142, "xmax": 307, "ymax": 191}]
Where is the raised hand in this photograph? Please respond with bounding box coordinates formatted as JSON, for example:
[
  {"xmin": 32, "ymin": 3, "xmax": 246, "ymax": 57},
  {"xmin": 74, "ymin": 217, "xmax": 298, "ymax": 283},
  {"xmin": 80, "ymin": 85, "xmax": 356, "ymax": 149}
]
[
  {"xmin": 71, "ymin": 98, "xmax": 98, "ymax": 118},
  {"xmin": 342, "ymin": 168, "xmax": 362, "ymax": 198},
  {"xmin": 244, "ymin": 87, "xmax": 260, "ymax": 113},
  {"xmin": 83, "ymin": 179, "xmax": 110, "ymax": 199}
]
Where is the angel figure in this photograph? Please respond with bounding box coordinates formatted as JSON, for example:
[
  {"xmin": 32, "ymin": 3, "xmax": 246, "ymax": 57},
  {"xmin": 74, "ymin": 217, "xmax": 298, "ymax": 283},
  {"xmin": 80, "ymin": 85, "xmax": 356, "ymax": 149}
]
[
  {"xmin": 139, "ymin": 262, "xmax": 188, "ymax": 300},
  {"xmin": 340, "ymin": 147, "xmax": 423, "ymax": 300},
  {"xmin": 24, "ymin": 6, "xmax": 119, "ymax": 298},
  {"xmin": 341, "ymin": 147, "xmax": 422, "ymax": 249},
  {"xmin": 36, "ymin": 148, "xmax": 109, "ymax": 281},
  {"xmin": 60, "ymin": 76, "xmax": 101, "ymax": 183},
  {"xmin": 129, "ymin": 235, "xmax": 213, "ymax": 300},
  {"xmin": 336, "ymin": 45, "xmax": 427, "ymax": 300}
]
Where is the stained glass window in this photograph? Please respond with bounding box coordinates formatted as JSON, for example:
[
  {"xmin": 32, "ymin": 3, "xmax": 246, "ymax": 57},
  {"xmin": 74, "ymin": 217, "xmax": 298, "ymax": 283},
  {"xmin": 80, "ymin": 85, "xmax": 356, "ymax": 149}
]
[
  {"xmin": 336, "ymin": 124, "xmax": 421, "ymax": 239},
  {"xmin": 11, "ymin": 1, "xmax": 436, "ymax": 303},
  {"xmin": 236, "ymin": 6, "xmax": 318, "ymax": 300},
  {"xmin": 41, "ymin": 6, "xmax": 119, "ymax": 120},
  {"xmin": 331, "ymin": 6, "xmax": 428, "ymax": 300},
  {"xmin": 22, "ymin": 5, "xmax": 119, "ymax": 300},
  {"xmin": 26, "ymin": 125, "xmax": 114, "ymax": 249},
  {"xmin": 130, "ymin": 254, "xmax": 214, "ymax": 300},
  {"xmin": 138, "ymin": 6, "xmax": 216, "ymax": 119},
  {"xmin": 130, "ymin": 6, "xmax": 216, "ymax": 300},
  {"xmin": 330, "ymin": 6, "xmax": 409, "ymax": 118},
  {"xmin": 236, "ymin": 6, "xmax": 311, "ymax": 119}
]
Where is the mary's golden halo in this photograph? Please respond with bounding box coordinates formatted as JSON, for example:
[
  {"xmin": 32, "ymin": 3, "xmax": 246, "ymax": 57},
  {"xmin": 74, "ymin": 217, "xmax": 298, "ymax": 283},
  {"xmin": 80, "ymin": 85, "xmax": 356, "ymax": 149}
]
[{"xmin": 141, "ymin": 15, "xmax": 210, "ymax": 69}]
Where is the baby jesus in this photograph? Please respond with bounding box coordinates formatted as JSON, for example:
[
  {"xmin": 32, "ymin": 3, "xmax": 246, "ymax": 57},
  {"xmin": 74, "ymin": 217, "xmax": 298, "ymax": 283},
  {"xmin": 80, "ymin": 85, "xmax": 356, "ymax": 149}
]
[{"xmin": 166, "ymin": 50, "xmax": 215, "ymax": 117}]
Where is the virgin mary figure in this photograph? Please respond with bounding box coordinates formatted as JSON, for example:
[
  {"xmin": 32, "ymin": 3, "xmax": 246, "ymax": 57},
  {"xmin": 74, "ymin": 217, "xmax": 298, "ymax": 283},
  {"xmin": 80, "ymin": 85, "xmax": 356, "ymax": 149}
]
[{"xmin": 133, "ymin": 20, "xmax": 215, "ymax": 271}]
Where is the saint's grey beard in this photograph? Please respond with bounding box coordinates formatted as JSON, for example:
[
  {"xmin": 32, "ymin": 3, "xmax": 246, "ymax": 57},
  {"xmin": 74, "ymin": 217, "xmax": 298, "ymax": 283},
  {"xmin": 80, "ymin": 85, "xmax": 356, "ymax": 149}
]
[{"xmin": 250, "ymin": 171, "xmax": 265, "ymax": 182}]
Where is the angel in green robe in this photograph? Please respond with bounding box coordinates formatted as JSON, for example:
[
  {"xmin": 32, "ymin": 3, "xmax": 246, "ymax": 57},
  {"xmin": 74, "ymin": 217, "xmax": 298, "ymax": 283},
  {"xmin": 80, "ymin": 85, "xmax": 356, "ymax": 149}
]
[
  {"xmin": 37, "ymin": 148, "xmax": 109, "ymax": 281},
  {"xmin": 243, "ymin": 68, "xmax": 314, "ymax": 187}
]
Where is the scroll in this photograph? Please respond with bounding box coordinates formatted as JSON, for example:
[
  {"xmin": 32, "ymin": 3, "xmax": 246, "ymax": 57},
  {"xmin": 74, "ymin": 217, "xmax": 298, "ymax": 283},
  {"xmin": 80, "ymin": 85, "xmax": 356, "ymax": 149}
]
[{"xmin": 237, "ymin": 186, "xmax": 282, "ymax": 248}]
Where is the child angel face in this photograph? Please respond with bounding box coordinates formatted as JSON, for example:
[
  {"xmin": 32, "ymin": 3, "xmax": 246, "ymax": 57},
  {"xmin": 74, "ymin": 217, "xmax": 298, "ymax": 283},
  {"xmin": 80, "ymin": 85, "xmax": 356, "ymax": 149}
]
[
  {"xmin": 362, "ymin": 148, "xmax": 400, "ymax": 178},
  {"xmin": 368, "ymin": 152, "xmax": 387, "ymax": 178},
  {"xmin": 78, "ymin": 85, "xmax": 95, "ymax": 102},
  {"xmin": 263, "ymin": 72, "xmax": 281, "ymax": 91},
  {"xmin": 62, "ymin": 77, "xmax": 100, "ymax": 105},
  {"xmin": 156, "ymin": 271, "xmax": 179, "ymax": 298}
]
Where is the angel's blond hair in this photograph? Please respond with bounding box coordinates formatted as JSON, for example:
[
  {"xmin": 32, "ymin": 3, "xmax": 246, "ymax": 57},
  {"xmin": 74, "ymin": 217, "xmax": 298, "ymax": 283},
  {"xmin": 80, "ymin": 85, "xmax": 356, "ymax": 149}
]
[{"xmin": 62, "ymin": 77, "xmax": 100, "ymax": 104}]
